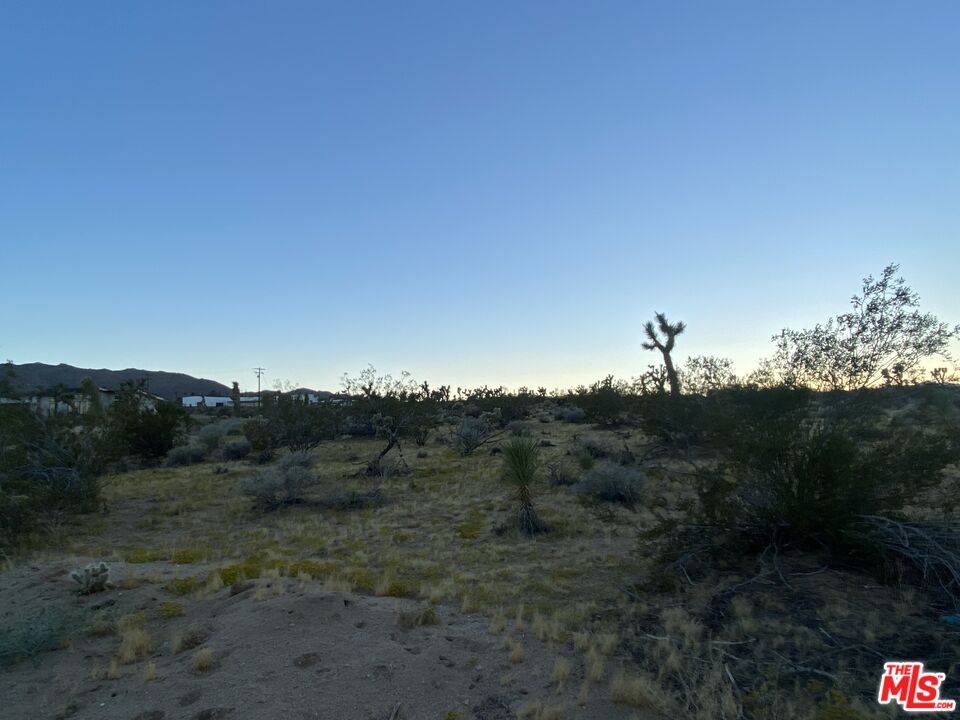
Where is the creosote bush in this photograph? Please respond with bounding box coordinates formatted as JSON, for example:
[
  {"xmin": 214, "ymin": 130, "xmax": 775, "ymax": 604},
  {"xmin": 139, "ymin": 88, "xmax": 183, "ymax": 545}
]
[
  {"xmin": 164, "ymin": 443, "xmax": 206, "ymax": 467},
  {"xmin": 454, "ymin": 414, "xmax": 499, "ymax": 455},
  {"xmin": 0, "ymin": 606, "xmax": 82, "ymax": 667},
  {"xmin": 573, "ymin": 462, "xmax": 645, "ymax": 508},
  {"xmin": 222, "ymin": 437, "xmax": 252, "ymax": 460},
  {"xmin": 240, "ymin": 451, "xmax": 316, "ymax": 511},
  {"xmin": 696, "ymin": 417, "xmax": 960, "ymax": 552},
  {"xmin": 197, "ymin": 423, "xmax": 227, "ymax": 452}
]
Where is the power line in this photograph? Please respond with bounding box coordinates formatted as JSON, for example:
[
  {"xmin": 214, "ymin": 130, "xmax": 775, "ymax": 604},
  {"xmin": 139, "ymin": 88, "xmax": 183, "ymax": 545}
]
[{"xmin": 253, "ymin": 367, "xmax": 266, "ymax": 409}]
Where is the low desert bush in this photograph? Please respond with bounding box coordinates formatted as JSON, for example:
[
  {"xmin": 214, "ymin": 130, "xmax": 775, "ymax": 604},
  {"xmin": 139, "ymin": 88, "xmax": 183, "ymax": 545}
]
[
  {"xmin": 222, "ymin": 437, "xmax": 251, "ymax": 460},
  {"xmin": 0, "ymin": 408, "xmax": 103, "ymax": 547},
  {"xmin": 547, "ymin": 461, "xmax": 577, "ymax": 487},
  {"xmin": 171, "ymin": 624, "xmax": 209, "ymax": 654},
  {"xmin": 242, "ymin": 417, "xmax": 276, "ymax": 452},
  {"xmin": 164, "ymin": 443, "xmax": 206, "ymax": 467},
  {"xmin": 573, "ymin": 462, "xmax": 645, "ymax": 508},
  {"xmin": 0, "ymin": 606, "xmax": 81, "ymax": 667},
  {"xmin": 219, "ymin": 417, "xmax": 244, "ymax": 436},
  {"xmin": 454, "ymin": 415, "xmax": 499, "ymax": 455},
  {"xmin": 697, "ymin": 419, "xmax": 960, "ymax": 552},
  {"xmin": 317, "ymin": 488, "xmax": 384, "ymax": 511},
  {"xmin": 240, "ymin": 451, "xmax": 316, "ymax": 510},
  {"xmin": 192, "ymin": 646, "xmax": 216, "ymax": 672},
  {"xmin": 569, "ymin": 434, "xmax": 618, "ymax": 461},
  {"xmin": 507, "ymin": 420, "xmax": 533, "ymax": 437},
  {"xmin": 397, "ymin": 605, "xmax": 439, "ymax": 629},
  {"xmin": 554, "ymin": 405, "xmax": 586, "ymax": 423},
  {"xmin": 197, "ymin": 423, "xmax": 227, "ymax": 452}
]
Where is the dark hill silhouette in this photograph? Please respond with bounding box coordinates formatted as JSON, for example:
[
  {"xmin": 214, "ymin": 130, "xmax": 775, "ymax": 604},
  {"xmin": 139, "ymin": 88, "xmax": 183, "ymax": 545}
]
[{"xmin": 5, "ymin": 362, "xmax": 232, "ymax": 400}]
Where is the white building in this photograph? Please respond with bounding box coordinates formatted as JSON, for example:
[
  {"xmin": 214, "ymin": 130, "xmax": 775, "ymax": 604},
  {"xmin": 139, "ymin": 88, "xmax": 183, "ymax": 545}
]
[{"xmin": 181, "ymin": 395, "xmax": 233, "ymax": 408}]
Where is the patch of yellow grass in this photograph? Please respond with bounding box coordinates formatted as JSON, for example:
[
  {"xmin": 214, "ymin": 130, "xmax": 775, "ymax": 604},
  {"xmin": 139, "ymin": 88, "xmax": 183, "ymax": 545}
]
[
  {"xmin": 530, "ymin": 611, "xmax": 548, "ymax": 640},
  {"xmin": 595, "ymin": 632, "xmax": 618, "ymax": 655},
  {"xmin": 514, "ymin": 603, "xmax": 526, "ymax": 630},
  {"xmin": 489, "ymin": 608, "xmax": 507, "ymax": 635},
  {"xmin": 156, "ymin": 601, "xmax": 185, "ymax": 619},
  {"xmin": 164, "ymin": 576, "xmax": 199, "ymax": 595},
  {"xmin": 143, "ymin": 661, "xmax": 157, "ymax": 681},
  {"xmin": 118, "ymin": 625, "xmax": 152, "ymax": 664},
  {"xmin": 551, "ymin": 656, "xmax": 571, "ymax": 689},
  {"xmin": 610, "ymin": 669, "xmax": 662, "ymax": 710},
  {"xmin": 585, "ymin": 646, "xmax": 605, "ymax": 682},
  {"xmin": 323, "ymin": 574, "xmax": 354, "ymax": 593},
  {"xmin": 192, "ymin": 647, "xmax": 215, "ymax": 672}
]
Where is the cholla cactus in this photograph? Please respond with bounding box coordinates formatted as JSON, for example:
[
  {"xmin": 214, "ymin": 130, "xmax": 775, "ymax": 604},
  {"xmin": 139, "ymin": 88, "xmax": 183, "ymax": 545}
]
[{"xmin": 70, "ymin": 562, "xmax": 110, "ymax": 595}]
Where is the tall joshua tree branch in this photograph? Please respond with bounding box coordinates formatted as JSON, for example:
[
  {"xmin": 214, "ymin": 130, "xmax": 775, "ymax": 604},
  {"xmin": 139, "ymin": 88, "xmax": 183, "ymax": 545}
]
[{"xmin": 642, "ymin": 312, "xmax": 686, "ymax": 397}]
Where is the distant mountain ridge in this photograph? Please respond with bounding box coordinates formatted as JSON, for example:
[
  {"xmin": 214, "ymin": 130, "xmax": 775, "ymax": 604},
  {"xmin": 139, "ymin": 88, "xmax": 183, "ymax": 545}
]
[{"xmin": 6, "ymin": 363, "xmax": 233, "ymax": 401}]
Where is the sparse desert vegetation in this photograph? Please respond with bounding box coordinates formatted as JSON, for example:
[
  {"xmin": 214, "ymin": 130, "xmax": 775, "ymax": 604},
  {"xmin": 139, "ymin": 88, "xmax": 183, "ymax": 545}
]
[{"xmin": 1, "ymin": 265, "xmax": 959, "ymax": 719}]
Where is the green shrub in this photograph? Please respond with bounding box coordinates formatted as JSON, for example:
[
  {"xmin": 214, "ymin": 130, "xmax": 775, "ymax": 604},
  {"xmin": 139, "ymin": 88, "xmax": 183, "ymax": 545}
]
[
  {"xmin": 0, "ymin": 408, "xmax": 103, "ymax": 547},
  {"xmin": 106, "ymin": 381, "xmax": 187, "ymax": 460},
  {"xmin": 222, "ymin": 438, "xmax": 252, "ymax": 460},
  {"xmin": 240, "ymin": 452, "xmax": 316, "ymax": 511},
  {"xmin": 242, "ymin": 418, "xmax": 276, "ymax": 453},
  {"xmin": 554, "ymin": 405, "xmax": 586, "ymax": 423},
  {"xmin": 165, "ymin": 444, "xmax": 206, "ymax": 467},
  {"xmin": 547, "ymin": 461, "xmax": 577, "ymax": 487},
  {"xmin": 197, "ymin": 423, "xmax": 226, "ymax": 452},
  {"xmin": 453, "ymin": 415, "xmax": 498, "ymax": 455},
  {"xmin": 573, "ymin": 462, "xmax": 645, "ymax": 508},
  {"xmin": 317, "ymin": 488, "xmax": 384, "ymax": 511},
  {"xmin": 700, "ymin": 419, "xmax": 960, "ymax": 551},
  {"xmin": 0, "ymin": 606, "xmax": 82, "ymax": 667}
]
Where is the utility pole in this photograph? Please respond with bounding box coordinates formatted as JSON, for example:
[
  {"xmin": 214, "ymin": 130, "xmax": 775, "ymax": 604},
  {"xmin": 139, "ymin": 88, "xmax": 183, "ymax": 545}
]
[{"xmin": 253, "ymin": 367, "xmax": 266, "ymax": 411}]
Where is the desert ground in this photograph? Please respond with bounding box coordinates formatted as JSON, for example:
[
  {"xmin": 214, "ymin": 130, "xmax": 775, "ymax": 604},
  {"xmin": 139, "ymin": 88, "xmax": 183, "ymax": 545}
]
[{"xmin": 2, "ymin": 406, "xmax": 958, "ymax": 720}]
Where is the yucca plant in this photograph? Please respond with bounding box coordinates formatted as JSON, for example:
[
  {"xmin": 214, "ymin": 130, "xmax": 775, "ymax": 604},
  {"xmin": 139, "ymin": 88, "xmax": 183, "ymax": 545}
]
[{"xmin": 501, "ymin": 437, "xmax": 546, "ymax": 536}]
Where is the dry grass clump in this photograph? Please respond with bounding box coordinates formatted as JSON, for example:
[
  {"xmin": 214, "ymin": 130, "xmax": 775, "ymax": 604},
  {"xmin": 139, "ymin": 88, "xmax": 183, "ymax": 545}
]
[
  {"xmin": 117, "ymin": 613, "xmax": 153, "ymax": 664},
  {"xmin": 397, "ymin": 605, "xmax": 439, "ymax": 629},
  {"xmin": 507, "ymin": 638, "xmax": 525, "ymax": 664},
  {"xmin": 518, "ymin": 700, "xmax": 567, "ymax": 720},
  {"xmin": 488, "ymin": 608, "xmax": 507, "ymax": 635},
  {"xmin": 532, "ymin": 611, "xmax": 549, "ymax": 641},
  {"xmin": 595, "ymin": 632, "xmax": 618, "ymax": 655},
  {"xmin": 192, "ymin": 646, "xmax": 216, "ymax": 672},
  {"xmin": 171, "ymin": 623, "xmax": 209, "ymax": 654},
  {"xmin": 610, "ymin": 669, "xmax": 664, "ymax": 711},
  {"xmin": 90, "ymin": 658, "xmax": 122, "ymax": 680},
  {"xmin": 143, "ymin": 661, "xmax": 157, "ymax": 681},
  {"xmin": 323, "ymin": 574, "xmax": 355, "ymax": 593},
  {"xmin": 584, "ymin": 645, "xmax": 605, "ymax": 682},
  {"xmin": 156, "ymin": 601, "xmax": 185, "ymax": 619},
  {"xmin": 551, "ymin": 656, "xmax": 571, "ymax": 689}
]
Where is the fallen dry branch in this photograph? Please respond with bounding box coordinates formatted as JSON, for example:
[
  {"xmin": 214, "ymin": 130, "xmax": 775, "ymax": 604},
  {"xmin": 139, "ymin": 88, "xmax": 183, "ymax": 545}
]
[{"xmin": 859, "ymin": 515, "xmax": 960, "ymax": 609}]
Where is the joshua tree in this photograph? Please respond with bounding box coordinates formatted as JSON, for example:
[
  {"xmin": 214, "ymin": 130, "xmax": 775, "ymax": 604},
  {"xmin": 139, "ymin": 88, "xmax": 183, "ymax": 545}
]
[
  {"xmin": 231, "ymin": 381, "xmax": 242, "ymax": 415},
  {"xmin": 80, "ymin": 377, "xmax": 103, "ymax": 417},
  {"xmin": 642, "ymin": 313, "xmax": 686, "ymax": 397},
  {"xmin": 501, "ymin": 436, "xmax": 545, "ymax": 536}
]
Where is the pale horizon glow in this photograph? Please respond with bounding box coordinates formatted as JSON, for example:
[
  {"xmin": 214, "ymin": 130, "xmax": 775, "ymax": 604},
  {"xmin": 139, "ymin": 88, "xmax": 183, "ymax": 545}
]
[{"xmin": 1, "ymin": 3, "xmax": 958, "ymax": 393}]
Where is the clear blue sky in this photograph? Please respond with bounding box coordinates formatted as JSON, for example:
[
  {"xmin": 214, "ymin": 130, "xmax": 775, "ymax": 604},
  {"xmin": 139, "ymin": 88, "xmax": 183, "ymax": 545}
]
[{"xmin": 2, "ymin": 2, "xmax": 958, "ymax": 392}]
